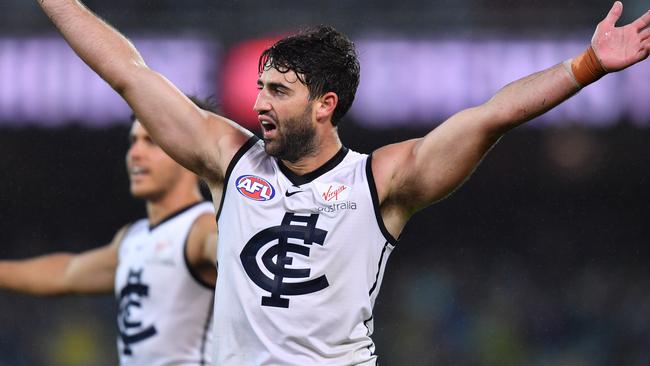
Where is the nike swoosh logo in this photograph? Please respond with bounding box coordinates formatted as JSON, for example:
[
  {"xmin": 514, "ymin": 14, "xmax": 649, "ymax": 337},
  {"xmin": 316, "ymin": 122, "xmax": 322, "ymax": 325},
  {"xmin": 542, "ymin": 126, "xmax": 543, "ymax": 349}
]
[{"xmin": 285, "ymin": 190, "xmax": 304, "ymax": 197}]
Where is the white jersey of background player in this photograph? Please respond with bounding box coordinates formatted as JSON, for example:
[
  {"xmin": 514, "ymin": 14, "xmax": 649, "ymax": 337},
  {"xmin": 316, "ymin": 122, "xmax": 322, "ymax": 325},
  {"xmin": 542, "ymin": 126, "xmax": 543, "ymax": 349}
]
[
  {"xmin": 116, "ymin": 200, "xmax": 214, "ymax": 365},
  {"xmin": 36, "ymin": 0, "xmax": 650, "ymax": 364},
  {"xmin": 0, "ymin": 120, "xmax": 219, "ymax": 365}
]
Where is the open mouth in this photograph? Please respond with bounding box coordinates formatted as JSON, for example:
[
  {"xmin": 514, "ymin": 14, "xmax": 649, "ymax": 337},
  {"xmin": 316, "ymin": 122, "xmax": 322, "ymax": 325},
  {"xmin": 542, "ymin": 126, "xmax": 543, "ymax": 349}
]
[
  {"xmin": 130, "ymin": 166, "xmax": 150, "ymax": 177},
  {"xmin": 261, "ymin": 119, "xmax": 277, "ymax": 133}
]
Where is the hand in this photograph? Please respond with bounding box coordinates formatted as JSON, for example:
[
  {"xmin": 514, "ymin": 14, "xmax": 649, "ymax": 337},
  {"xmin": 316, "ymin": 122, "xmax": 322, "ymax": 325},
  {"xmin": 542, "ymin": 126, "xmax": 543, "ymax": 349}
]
[{"xmin": 592, "ymin": 1, "xmax": 650, "ymax": 72}]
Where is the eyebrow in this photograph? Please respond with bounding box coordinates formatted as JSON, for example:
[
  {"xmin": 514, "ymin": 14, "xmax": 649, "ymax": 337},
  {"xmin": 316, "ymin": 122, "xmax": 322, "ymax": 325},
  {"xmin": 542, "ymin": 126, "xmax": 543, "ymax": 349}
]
[{"xmin": 257, "ymin": 79, "xmax": 291, "ymax": 92}]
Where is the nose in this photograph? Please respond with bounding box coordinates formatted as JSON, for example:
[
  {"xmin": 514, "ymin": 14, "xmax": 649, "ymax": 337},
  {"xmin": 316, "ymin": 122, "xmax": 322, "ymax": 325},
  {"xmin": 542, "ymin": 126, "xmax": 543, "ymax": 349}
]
[
  {"xmin": 127, "ymin": 140, "xmax": 143, "ymax": 162},
  {"xmin": 253, "ymin": 90, "xmax": 271, "ymax": 114}
]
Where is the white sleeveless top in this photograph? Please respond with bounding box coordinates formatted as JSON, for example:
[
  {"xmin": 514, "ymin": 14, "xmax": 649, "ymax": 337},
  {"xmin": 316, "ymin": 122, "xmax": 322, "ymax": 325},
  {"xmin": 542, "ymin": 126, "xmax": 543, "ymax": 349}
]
[
  {"xmin": 213, "ymin": 137, "xmax": 397, "ymax": 365},
  {"xmin": 115, "ymin": 202, "xmax": 215, "ymax": 366}
]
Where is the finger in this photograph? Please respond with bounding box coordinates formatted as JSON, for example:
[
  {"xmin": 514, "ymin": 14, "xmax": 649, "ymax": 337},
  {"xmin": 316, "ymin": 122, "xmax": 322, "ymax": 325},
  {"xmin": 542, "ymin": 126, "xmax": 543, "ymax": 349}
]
[
  {"xmin": 641, "ymin": 27, "xmax": 650, "ymax": 41},
  {"xmin": 632, "ymin": 10, "xmax": 650, "ymax": 31},
  {"xmin": 638, "ymin": 44, "xmax": 650, "ymax": 61},
  {"xmin": 603, "ymin": 1, "xmax": 623, "ymax": 27}
]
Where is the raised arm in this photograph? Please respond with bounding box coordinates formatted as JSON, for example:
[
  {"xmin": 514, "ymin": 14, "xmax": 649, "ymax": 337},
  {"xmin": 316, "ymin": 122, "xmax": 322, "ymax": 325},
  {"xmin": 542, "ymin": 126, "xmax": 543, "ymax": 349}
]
[
  {"xmin": 0, "ymin": 226, "xmax": 128, "ymax": 296},
  {"xmin": 373, "ymin": 2, "xmax": 650, "ymax": 236},
  {"xmin": 37, "ymin": 0, "xmax": 251, "ymax": 182}
]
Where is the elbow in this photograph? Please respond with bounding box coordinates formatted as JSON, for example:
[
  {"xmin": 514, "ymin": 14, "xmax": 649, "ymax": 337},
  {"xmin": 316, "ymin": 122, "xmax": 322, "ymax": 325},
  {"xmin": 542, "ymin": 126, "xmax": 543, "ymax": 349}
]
[
  {"xmin": 107, "ymin": 60, "xmax": 150, "ymax": 96},
  {"xmin": 479, "ymin": 103, "xmax": 522, "ymax": 135}
]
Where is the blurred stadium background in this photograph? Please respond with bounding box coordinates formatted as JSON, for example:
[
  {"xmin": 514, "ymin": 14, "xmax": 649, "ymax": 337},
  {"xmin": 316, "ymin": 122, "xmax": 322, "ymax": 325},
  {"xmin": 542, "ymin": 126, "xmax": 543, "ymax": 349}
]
[{"xmin": 1, "ymin": 0, "xmax": 650, "ymax": 365}]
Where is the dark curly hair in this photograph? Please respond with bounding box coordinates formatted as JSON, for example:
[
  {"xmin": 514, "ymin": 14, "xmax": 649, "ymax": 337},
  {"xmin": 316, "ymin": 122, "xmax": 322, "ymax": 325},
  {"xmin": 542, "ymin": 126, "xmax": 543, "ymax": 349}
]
[{"xmin": 258, "ymin": 25, "xmax": 360, "ymax": 126}]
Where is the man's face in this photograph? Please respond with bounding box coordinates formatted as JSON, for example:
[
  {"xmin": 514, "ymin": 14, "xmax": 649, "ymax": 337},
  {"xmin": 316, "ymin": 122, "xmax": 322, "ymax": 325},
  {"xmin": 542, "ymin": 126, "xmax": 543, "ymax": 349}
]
[
  {"xmin": 125, "ymin": 121, "xmax": 186, "ymax": 200},
  {"xmin": 254, "ymin": 67, "xmax": 318, "ymax": 162}
]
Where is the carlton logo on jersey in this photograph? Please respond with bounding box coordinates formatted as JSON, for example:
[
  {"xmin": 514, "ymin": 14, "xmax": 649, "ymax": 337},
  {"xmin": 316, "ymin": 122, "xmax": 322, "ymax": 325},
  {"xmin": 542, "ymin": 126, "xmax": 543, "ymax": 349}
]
[
  {"xmin": 240, "ymin": 212, "xmax": 329, "ymax": 308},
  {"xmin": 117, "ymin": 268, "xmax": 157, "ymax": 355},
  {"xmin": 236, "ymin": 175, "xmax": 276, "ymax": 201}
]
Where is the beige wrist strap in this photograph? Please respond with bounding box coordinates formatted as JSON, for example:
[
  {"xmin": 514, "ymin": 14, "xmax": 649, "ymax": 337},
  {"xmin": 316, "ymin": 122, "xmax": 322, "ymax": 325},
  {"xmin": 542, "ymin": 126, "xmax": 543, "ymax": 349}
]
[{"xmin": 570, "ymin": 46, "xmax": 607, "ymax": 87}]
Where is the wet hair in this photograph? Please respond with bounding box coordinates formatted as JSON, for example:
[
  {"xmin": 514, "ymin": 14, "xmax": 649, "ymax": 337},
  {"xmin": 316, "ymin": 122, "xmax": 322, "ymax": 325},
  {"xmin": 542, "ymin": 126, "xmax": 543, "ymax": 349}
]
[
  {"xmin": 129, "ymin": 95, "xmax": 217, "ymax": 122},
  {"xmin": 258, "ymin": 25, "xmax": 360, "ymax": 126}
]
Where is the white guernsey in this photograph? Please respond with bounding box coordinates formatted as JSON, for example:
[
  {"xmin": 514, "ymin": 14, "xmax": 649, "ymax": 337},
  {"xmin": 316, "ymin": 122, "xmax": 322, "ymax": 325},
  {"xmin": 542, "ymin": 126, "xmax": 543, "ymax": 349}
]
[
  {"xmin": 116, "ymin": 202, "xmax": 215, "ymax": 366},
  {"xmin": 214, "ymin": 138, "xmax": 396, "ymax": 365}
]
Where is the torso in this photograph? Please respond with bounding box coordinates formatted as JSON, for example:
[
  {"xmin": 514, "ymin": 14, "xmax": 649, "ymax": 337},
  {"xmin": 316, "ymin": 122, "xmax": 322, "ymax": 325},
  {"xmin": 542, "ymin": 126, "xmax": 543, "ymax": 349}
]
[
  {"xmin": 114, "ymin": 202, "xmax": 215, "ymax": 366},
  {"xmin": 213, "ymin": 137, "xmax": 398, "ymax": 365}
]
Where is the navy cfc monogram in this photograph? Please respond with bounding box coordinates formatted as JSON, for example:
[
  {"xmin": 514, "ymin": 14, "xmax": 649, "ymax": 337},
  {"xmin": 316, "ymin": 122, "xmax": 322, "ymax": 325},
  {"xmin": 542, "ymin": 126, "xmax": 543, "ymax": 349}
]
[
  {"xmin": 240, "ymin": 212, "xmax": 330, "ymax": 308},
  {"xmin": 117, "ymin": 268, "xmax": 157, "ymax": 355}
]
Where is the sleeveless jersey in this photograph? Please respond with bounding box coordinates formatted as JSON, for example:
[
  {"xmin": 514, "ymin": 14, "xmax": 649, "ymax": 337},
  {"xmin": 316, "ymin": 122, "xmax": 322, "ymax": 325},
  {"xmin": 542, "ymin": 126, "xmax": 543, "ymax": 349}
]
[
  {"xmin": 213, "ymin": 137, "xmax": 397, "ymax": 365},
  {"xmin": 115, "ymin": 202, "xmax": 215, "ymax": 366}
]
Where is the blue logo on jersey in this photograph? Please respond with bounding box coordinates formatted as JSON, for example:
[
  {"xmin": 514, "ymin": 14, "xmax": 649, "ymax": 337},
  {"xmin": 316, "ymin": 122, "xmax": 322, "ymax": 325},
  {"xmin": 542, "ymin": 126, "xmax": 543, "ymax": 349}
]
[
  {"xmin": 235, "ymin": 175, "xmax": 276, "ymax": 201},
  {"xmin": 240, "ymin": 212, "xmax": 329, "ymax": 308},
  {"xmin": 117, "ymin": 268, "xmax": 157, "ymax": 355}
]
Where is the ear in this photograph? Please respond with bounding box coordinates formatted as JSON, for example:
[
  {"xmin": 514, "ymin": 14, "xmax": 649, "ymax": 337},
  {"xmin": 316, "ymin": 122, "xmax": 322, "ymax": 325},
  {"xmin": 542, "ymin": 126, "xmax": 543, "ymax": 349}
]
[{"xmin": 315, "ymin": 92, "xmax": 338, "ymax": 123}]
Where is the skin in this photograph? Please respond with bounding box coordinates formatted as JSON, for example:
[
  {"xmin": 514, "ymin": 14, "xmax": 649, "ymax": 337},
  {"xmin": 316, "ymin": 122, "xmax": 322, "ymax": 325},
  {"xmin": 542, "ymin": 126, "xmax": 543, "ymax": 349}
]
[
  {"xmin": 256, "ymin": 70, "xmax": 322, "ymax": 162},
  {"xmin": 34, "ymin": 0, "xmax": 649, "ymax": 277},
  {"xmin": 254, "ymin": 68, "xmax": 343, "ymax": 173},
  {"xmin": 0, "ymin": 121, "xmax": 218, "ymax": 295}
]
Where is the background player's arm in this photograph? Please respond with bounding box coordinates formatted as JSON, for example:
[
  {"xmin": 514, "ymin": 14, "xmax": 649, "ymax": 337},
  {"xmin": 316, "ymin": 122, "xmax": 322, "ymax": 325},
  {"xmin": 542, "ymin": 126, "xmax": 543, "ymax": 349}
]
[
  {"xmin": 0, "ymin": 226, "xmax": 127, "ymax": 296},
  {"xmin": 36, "ymin": 0, "xmax": 251, "ymax": 182},
  {"xmin": 185, "ymin": 213, "xmax": 218, "ymax": 287},
  {"xmin": 372, "ymin": 2, "xmax": 650, "ymax": 236}
]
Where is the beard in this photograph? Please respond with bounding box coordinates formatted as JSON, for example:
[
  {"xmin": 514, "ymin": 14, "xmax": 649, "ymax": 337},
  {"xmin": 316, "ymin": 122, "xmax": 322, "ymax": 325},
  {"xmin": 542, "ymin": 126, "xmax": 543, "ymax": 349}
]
[{"xmin": 263, "ymin": 106, "xmax": 318, "ymax": 162}]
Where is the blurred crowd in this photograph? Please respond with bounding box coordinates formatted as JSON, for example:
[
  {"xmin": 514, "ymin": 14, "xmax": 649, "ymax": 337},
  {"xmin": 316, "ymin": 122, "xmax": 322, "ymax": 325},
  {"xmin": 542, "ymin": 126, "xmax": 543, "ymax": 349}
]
[{"xmin": 3, "ymin": 0, "xmax": 650, "ymax": 39}]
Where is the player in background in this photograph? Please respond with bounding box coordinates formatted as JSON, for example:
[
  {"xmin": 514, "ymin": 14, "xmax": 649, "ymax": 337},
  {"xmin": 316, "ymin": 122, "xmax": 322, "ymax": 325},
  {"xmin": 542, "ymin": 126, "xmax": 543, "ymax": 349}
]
[{"xmin": 0, "ymin": 99, "xmax": 220, "ymax": 365}]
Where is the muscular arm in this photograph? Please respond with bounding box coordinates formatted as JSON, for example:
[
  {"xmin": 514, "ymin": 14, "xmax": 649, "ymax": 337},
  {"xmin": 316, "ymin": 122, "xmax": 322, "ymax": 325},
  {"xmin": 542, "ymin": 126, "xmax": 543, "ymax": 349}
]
[
  {"xmin": 379, "ymin": 63, "xmax": 576, "ymax": 208},
  {"xmin": 0, "ymin": 226, "xmax": 127, "ymax": 296},
  {"xmin": 37, "ymin": 0, "xmax": 251, "ymax": 182},
  {"xmin": 373, "ymin": 2, "xmax": 650, "ymax": 237}
]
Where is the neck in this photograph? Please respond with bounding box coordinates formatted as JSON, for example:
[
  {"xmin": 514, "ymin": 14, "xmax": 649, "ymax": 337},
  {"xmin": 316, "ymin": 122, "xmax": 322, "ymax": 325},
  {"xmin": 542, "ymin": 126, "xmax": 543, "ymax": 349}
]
[
  {"xmin": 145, "ymin": 185, "xmax": 202, "ymax": 227},
  {"xmin": 281, "ymin": 130, "xmax": 342, "ymax": 176}
]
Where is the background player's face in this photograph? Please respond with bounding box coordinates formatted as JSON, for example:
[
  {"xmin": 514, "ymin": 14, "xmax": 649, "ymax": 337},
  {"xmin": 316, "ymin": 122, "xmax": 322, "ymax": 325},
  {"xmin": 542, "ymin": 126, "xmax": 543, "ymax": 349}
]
[
  {"xmin": 254, "ymin": 67, "xmax": 318, "ymax": 162},
  {"xmin": 126, "ymin": 121, "xmax": 187, "ymax": 200}
]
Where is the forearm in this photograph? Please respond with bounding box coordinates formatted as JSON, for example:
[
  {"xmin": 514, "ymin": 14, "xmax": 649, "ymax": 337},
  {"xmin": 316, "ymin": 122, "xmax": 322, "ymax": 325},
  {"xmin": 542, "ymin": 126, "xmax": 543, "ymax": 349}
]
[
  {"xmin": 0, "ymin": 254, "xmax": 74, "ymax": 296},
  {"xmin": 482, "ymin": 62, "xmax": 580, "ymax": 133},
  {"xmin": 38, "ymin": 0, "xmax": 145, "ymax": 91},
  {"xmin": 37, "ymin": 0, "xmax": 226, "ymax": 175},
  {"xmin": 398, "ymin": 58, "xmax": 583, "ymax": 208}
]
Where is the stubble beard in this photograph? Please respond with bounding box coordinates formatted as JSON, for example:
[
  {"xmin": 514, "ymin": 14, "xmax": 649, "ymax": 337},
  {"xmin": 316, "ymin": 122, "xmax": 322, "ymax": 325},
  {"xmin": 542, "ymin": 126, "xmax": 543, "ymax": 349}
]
[{"xmin": 264, "ymin": 108, "xmax": 318, "ymax": 163}]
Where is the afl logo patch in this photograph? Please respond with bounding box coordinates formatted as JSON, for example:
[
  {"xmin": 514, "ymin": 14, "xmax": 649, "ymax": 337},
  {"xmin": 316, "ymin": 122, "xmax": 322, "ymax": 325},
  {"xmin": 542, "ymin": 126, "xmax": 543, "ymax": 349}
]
[{"xmin": 236, "ymin": 175, "xmax": 276, "ymax": 201}]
